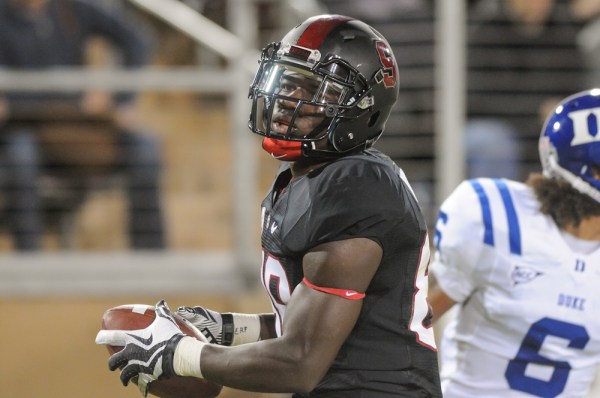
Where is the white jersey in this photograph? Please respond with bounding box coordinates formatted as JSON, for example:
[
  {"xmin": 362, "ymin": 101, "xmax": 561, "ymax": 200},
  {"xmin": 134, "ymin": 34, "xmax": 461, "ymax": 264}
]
[{"xmin": 430, "ymin": 178, "xmax": 600, "ymax": 398}]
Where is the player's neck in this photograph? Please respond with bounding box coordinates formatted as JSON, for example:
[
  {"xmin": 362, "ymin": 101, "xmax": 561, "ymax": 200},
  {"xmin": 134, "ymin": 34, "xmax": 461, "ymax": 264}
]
[
  {"xmin": 563, "ymin": 216, "xmax": 600, "ymax": 241},
  {"xmin": 290, "ymin": 159, "xmax": 329, "ymax": 177}
]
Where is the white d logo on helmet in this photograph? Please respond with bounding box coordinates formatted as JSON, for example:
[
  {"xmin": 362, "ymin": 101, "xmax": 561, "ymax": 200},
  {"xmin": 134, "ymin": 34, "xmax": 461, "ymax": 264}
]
[{"xmin": 567, "ymin": 107, "xmax": 600, "ymax": 145}]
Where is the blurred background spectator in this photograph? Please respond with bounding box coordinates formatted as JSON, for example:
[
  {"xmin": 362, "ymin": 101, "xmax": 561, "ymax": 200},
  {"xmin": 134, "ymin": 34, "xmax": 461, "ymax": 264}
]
[
  {"xmin": 0, "ymin": 0, "xmax": 165, "ymax": 250},
  {"xmin": 465, "ymin": 0, "xmax": 586, "ymax": 181},
  {"xmin": 571, "ymin": 0, "xmax": 600, "ymax": 86},
  {"xmin": 0, "ymin": 0, "xmax": 587, "ymax": 249}
]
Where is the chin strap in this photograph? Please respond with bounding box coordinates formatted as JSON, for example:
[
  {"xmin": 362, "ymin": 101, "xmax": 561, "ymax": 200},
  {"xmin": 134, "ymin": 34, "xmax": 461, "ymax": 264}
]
[
  {"xmin": 262, "ymin": 136, "xmax": 362, "ymax": 162},
  {"xmin": 262, "ymin": 137, "xmax": 303, "ymax": 161}
]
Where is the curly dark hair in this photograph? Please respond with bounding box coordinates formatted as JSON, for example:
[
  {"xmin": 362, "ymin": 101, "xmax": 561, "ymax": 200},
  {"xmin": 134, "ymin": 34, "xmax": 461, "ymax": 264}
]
[{"xmin": 527, "ymin": 173, "xmax": 600, "ymax": 229}]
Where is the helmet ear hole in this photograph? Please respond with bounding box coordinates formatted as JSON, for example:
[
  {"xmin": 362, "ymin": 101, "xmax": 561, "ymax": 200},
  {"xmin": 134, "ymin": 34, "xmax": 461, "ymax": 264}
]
[{"xmin": 368, "ymin": 111, "xmax": 380, "ymax": 128}]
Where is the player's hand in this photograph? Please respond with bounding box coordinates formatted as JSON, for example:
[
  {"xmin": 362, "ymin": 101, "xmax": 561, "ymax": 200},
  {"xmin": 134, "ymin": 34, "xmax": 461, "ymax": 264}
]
[
  {"xmin": 176, "ymin": 306, "xmax": 229, "ymax": 345},
  {"xmin": 95, "ymin": 300, "xmax": 185, "ymax": 397}
]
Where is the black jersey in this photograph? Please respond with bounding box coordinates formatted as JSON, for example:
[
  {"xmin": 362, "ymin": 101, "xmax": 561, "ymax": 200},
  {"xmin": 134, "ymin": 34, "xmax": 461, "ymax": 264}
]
[{"xmin": 259, "ymin": 149, "xmax": 442, "ymax": 397}]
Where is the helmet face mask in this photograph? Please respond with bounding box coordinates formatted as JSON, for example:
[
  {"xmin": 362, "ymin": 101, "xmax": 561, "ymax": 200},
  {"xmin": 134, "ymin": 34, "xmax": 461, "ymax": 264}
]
[
  {"xmin": 251, "ymin": 57, "xmax": 357, "ymax": 142},
  {"xmin": 540, "ymin": 88, "xmax": 600, "ymax": 203},
  {"xmin": 248, "ymin": 15, "xmax": 399, "ymax": 160}
]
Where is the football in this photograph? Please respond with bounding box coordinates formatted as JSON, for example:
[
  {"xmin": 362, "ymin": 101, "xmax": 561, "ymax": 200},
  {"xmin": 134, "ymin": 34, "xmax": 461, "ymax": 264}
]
[{"xmin": 101, "ymin": 304, "xmax": 223, "ymax": 398}]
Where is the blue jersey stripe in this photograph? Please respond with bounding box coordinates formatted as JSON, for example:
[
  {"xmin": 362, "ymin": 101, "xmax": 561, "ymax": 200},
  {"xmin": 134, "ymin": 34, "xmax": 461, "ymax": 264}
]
[
  {"xmin": 469, "ymin": 180, "xmax": 494, "ymax": 247},
  {"xmin": 494, "ymin": 179, "xmax": 522, "ymax": 255},
  {"xmin": 434, "ymin": 210, "xmax": 448, "ymax": 251}
]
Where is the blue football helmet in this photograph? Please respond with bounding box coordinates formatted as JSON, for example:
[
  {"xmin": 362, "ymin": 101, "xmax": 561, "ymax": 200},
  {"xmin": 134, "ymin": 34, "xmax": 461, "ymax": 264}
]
[{"xmin": 539, "ymin": 88, "xmax": 600, "ymax": 203}]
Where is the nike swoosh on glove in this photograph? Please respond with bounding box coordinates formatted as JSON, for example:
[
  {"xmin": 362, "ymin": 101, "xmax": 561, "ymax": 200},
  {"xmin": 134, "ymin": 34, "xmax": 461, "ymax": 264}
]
[{"xmin": 96, "ymin": 300, "xmax": 185, "ymax": 397}]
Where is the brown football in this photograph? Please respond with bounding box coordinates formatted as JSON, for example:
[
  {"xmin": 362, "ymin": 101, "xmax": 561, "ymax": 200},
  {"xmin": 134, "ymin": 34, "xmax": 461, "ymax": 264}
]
[{"xmin": 101, "ymin": 304, "xmax": 223, "ymax": 398}]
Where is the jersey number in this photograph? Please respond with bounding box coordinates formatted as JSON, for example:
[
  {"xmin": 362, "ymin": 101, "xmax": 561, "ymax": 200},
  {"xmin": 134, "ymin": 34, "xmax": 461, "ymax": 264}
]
[
  {"xmin": 505, "ymin": 317, "xmax": 589, "ymax": 398},
  {"xmin": 409, "ymin": 233, "xmax": 436, "ymax": 350},
  {"xmin": 261, "ymin": 253, "xmax": 291, "ymax": 336}
]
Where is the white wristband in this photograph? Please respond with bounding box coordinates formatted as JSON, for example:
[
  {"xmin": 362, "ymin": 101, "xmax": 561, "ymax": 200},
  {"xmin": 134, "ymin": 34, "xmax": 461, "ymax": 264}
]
[
  {"xmin": 230, "ymin": 313, "xmax": 261, "ymax": 346},
  {"xmin": 173, "ymin": 336, "xmax": 205, "ymax": 378}
]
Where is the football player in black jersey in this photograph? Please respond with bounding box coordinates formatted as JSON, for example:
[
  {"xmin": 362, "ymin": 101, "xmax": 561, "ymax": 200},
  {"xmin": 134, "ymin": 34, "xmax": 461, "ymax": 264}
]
[{"xmin": 97, "ymin": 14, "xmax": 442, "ymax": 398}]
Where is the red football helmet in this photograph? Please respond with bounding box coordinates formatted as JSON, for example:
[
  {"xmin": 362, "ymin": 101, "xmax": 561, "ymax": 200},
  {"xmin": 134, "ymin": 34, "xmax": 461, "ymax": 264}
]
[{"xmin": 248, "ymin": 14, "xmax": 399, "ymax": 160}]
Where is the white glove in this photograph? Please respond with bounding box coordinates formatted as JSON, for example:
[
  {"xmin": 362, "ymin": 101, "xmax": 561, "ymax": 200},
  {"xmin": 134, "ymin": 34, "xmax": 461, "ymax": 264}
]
[
  {"xmin": 177, "ymin": 306, "xmax": 262, "ymax": 346},
  {"xmin": 96, "ymin": 300, "xmax": 185, "ymax": 397},
  {"xmin": 176, "ymin": 306, "xmax": 230, "ymax": 345}
]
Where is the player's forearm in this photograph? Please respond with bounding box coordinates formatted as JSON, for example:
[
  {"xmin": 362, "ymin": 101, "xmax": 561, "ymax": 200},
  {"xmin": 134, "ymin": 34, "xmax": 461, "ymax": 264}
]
[{"xmin": 199, "ymin": 336, "xmax": 328, "ymax": 393}]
